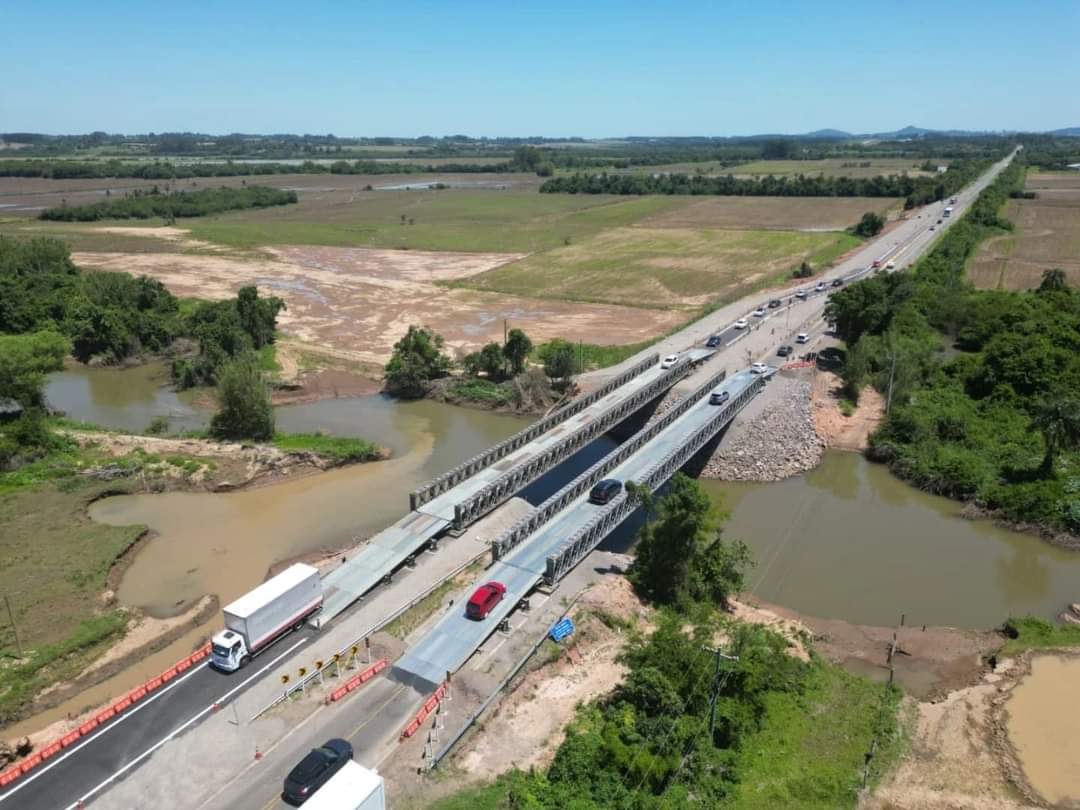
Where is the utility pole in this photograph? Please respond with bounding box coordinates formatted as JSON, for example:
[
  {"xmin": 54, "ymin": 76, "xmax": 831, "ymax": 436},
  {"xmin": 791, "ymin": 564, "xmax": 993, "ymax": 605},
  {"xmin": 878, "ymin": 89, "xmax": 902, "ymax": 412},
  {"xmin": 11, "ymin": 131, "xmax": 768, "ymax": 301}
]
[
  {"xmin": 4, "ymin": 594, "xmax": 22, "ymax": 658},
  {"xmin": 704, "ymin": 645, "xmax": 739, "ymax": 738},
  {"xmin": 503, "ymin": 319, "xmax": 508, "ymax": 346}
]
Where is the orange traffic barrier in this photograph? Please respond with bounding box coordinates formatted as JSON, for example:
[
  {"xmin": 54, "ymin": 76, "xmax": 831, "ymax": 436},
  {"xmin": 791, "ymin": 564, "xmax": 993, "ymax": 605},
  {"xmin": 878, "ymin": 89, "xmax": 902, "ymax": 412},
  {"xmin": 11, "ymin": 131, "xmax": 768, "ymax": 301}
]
[
  {"xmin": 111, "ymin": 695, "xmax": 132, "ymax": 714},
  {"xmin": 78, "ymin": 718, "xmax": 99, "ymax": 735},
  {"xmin": 0, "ymin": 767, "xmax": 21, "ymax": 786},
  {"xmin": 326, "ymin": 659, "xmax": 388, "ymax": 704},
  {"xmin": 19, "ymin": 754, "xmax": 43, "ymax": 775},
  {"xmin": 60, "ymin": 730, "xmax": 82, "ymax": 748},
  {"xmin": 144, "ymin": 675, "xmax": 164, "ymax": 693},
  {"xmin": 38, "ymin": 742, "xmax": 62, "ymax": 761},
  {"xmin": 400, "ymin": 681, "xmax": 449, "ymax": 739},
  {"xmin": 95, "ymin": 706, "xmax": 116, "ymax": 724}
]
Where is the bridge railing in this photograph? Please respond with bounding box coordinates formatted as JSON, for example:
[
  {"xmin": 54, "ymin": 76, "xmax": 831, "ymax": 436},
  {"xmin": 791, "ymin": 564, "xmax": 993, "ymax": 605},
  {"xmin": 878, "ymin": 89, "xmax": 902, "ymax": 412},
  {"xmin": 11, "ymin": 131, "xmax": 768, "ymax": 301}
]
[
  {"xmin": 451, "ymin": 356, "xmax": 701, "ymax": 532},
  {"xmin": 409, "ymin": 353, "xmax": 659, "ymax": 512},
  {"xmin": 543, "ymin": 372, "xmax": 765, "ymax": 586},
  {"xmin": 490, "ymin": 364, "xmax": 729, "ymax": 562}
]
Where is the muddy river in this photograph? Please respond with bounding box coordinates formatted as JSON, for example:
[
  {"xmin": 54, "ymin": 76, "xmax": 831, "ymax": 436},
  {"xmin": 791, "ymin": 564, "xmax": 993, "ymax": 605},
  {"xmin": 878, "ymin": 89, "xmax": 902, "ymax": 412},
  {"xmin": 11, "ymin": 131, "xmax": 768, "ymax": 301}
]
[
  {"xmin": 1006, "ymin": 654, "xmax": 1080, "ymax": 804},
  {"xmin": 701, "ymin": 452, "xmax": 1080, "ymax": 628}
]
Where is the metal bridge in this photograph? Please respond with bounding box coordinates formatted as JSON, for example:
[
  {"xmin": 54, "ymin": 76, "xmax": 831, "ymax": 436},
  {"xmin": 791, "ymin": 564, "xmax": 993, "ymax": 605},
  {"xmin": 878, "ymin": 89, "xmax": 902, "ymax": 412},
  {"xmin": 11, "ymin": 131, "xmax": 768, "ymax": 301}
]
[
  {"xmin": 392, "ymin": 366, "xmax": 765, "ymax": 688},
  {"xmin": 318, "ymin": 349, "xmax": 714, "ymax": 623}
]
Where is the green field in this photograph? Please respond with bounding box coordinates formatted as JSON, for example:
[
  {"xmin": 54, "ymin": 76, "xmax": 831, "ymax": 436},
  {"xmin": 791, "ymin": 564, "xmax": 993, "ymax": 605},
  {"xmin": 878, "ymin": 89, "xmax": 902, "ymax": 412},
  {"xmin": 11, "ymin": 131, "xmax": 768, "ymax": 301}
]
[
  {"xmin": 188, "ymin": 192, "xmax": 685, "ymax": 253},
  {"xmin": 456, "ymin": 226, "xmax": 859, "ymax": 310}
]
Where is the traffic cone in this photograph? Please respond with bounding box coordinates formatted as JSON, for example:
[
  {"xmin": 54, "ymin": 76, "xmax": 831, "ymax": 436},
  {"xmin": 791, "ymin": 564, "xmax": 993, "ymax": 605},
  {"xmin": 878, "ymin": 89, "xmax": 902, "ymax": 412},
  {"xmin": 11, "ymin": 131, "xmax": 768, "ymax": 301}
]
[{"xmin": 254, "ymin": 745, "xmax": 263, "ymax": 761}]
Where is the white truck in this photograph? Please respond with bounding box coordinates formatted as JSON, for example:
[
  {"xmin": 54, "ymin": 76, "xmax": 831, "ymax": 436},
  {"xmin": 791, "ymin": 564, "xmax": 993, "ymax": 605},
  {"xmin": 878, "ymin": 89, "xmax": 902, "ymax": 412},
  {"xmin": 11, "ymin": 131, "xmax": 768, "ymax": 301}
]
[
  {"xmin": 210, "ymin": 563, "xmax": 322, "ymax": 672},
  {"xmin": 303, "ymin": 761, "xmax": 385, "ymax": 810},
  {"xmin": 943, "ymin": 206, "xmax": 954, "ymax": 218}
]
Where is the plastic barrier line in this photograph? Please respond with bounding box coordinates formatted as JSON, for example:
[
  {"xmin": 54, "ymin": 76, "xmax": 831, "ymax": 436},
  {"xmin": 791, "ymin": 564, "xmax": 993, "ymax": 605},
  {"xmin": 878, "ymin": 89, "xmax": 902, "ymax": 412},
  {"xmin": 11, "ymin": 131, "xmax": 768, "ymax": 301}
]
[
  {"xmin": 0, "ymin": 643, "xmax": 215, "ymax": 789},
  {"xmin": 400, "ymin": 681, "xmax": 449, "ymax": 739},
  {"xmin": 325, "ymin": 658, "xmax": 389, "ymax": 705}
]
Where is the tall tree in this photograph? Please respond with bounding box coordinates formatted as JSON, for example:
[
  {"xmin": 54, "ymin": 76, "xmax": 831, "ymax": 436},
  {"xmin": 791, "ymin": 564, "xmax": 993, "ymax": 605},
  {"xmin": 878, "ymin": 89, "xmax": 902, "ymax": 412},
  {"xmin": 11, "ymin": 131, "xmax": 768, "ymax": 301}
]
[
  {"xmin": 209, "ymin": 354, "xmax": 274, "ymax": 441},
  {"xmin": 503, "ymin": 328, "xmax": 533, "ymax": 375},
  {"xmin": 1038, "ymin": 268, "xmax": 1068, "ymax": 293},
  {"xmin": 1029, "ymin": 397, "xmax": 1080, "ymax": 477},
  {"xmin": 539, "ymin": 338, "xmax": 576, "ymax": 387},
  {"xmin": 384, "ymin": 325, "xmax": 452, "ymax": 398}
]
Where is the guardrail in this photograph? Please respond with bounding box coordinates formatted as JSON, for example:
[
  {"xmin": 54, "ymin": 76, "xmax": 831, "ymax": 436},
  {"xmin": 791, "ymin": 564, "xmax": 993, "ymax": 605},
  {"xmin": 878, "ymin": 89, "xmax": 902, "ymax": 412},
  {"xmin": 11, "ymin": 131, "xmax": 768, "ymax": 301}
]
[
  {"xmin": 544, "ymin": 373, "xmax": 765, "ymax": 586},
  {"xmin": 249, "ymin": 549, "xmax": 489, "ymax": 721},
  {"xmin": 409, "ymin": 353, "xmax": 659, "ymax": 511},
  {"xmin": 451, "ymin": 357, "xmax": 698, "ymax": 532},
  {"xmin": 489, "ymin": 364, "xmax": 729, "ymax": 562}
]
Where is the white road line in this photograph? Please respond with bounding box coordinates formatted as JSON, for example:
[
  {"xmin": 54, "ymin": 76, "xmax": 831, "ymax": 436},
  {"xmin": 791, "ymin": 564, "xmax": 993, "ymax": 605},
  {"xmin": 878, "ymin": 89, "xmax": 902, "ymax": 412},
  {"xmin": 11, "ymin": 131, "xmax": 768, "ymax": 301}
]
[
  {"xmin": 0, "ymin": 662, "xmax": 208, "ymax": 803},
  {"xmin": 56, "ymin": 638, "xmax": 308, "ymax": 810}
]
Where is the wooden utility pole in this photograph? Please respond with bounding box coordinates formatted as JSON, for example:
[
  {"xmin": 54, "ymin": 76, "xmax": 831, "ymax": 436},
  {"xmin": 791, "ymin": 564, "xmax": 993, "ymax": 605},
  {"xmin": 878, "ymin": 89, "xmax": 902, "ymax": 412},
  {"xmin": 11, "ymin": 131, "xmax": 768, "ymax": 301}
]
[{"xmin": 885, "ymin": 349, "xmax": 898, "ymax": 415}]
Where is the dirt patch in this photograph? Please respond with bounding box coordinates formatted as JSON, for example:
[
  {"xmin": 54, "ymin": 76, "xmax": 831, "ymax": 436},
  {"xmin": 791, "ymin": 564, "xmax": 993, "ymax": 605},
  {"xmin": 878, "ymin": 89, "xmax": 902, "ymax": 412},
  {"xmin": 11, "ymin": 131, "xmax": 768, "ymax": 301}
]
[
  {"xmin": 640, "ymin": 196, "xmax": 902, "ymax": 231},
  {"xmin": 812, "ymin": 369, "xmax": 885, "ymax": 451},
  {"xmin": 863, "ymin": 656, "xmax": 1038, "ymax": 810},
  {"xmin": 968, "ymin": 176, "xmax": 1080, "ymax": 291},
  {"xmin": 71, "ymin": 246, "xmax": 675, "ymax": 367}
]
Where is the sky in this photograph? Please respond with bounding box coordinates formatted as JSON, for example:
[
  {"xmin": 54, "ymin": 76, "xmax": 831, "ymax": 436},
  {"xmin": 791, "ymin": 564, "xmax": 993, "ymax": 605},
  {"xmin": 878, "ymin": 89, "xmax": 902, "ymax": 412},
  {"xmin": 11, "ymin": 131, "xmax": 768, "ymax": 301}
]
[{"xmin": 2, "ymin": 0, "xmax": 1078, "ymax": 137}]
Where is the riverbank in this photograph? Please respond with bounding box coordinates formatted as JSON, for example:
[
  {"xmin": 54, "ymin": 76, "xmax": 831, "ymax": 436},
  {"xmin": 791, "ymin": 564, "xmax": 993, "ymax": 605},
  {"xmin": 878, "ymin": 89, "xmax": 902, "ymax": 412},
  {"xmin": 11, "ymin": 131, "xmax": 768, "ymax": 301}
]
[{"xmin": 0, "ymin": 425, "xmax": 389, "ymax": 734}]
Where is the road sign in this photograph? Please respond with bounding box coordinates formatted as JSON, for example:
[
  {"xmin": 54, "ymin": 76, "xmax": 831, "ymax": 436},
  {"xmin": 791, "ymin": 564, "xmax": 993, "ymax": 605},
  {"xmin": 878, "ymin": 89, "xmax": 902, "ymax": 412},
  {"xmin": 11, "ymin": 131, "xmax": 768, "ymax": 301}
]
[{"xmin": 550, "ymin": 618, "xmax": 574, "ymax": 643}]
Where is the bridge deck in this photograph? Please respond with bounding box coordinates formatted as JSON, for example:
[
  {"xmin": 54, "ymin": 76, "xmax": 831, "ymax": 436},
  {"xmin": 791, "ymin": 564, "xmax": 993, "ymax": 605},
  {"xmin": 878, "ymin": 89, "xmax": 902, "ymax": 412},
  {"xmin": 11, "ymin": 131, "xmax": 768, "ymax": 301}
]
[
  {"xmin": 393, "ymin": 368, "xmax": 758, "ymax": 687},
  {"xmin": 319, "ymin": 354, "xmax": 715, "ymax": 623}
]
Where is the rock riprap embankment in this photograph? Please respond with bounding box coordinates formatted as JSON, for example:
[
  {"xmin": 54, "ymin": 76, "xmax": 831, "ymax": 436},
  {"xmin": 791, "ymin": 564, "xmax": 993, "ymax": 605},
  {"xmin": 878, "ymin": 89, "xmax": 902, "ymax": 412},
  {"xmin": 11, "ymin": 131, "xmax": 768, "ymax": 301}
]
[{"xmin": 702, "ymin": 379, "xmax": 824, "ymax": 482}]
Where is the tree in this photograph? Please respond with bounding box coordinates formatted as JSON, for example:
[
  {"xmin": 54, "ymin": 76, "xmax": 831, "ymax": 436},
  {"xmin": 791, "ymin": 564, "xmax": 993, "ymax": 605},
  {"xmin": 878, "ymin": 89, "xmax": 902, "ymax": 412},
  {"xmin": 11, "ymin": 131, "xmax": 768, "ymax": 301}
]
[
  {"xmin": 383, "ymin": 325, "xmax": 451, "ymax": 398},
  {"xmin": 209, "ymin": 354, "xmax": 274, "ymax": 441},
  {"xmin": 629, "ymin": 473, "xmax": 752, "ymax": 608},
  {"xmin": 1038, "ymin": 268, "xmax": 1068, "ymax": 293},
  {"xmin": 793, "ymin": 261, "xmax": 813, "ymax": 279},
  {"xmin": 503, "ymin": 328, "xmax": 533, "ymax": 375},
  {"xmin": 538, "ymin": 338, "xmax": 576, "ymax": 387},
  {"xmin": 1029, "ymin": 397, "xmax": 1080, "ymax": 477},
  {"xmin": 236, "ymin": 285, "xmax": 285, "ymax": 349},
  {"xmin": 853, "ymin": 211, "xmax": 885, "ymax": 237},
  {"xmin": 0, "ymin": 331, "xmax": 70, "ymax": 410},
  {"xmin": 477, "ymin": 341, "xmax": 506, "ymax": 380}
]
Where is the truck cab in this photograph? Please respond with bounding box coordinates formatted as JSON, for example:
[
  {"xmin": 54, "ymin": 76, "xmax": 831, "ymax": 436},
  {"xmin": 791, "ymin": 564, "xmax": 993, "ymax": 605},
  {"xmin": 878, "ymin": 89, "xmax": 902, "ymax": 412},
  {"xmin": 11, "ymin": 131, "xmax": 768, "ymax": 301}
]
[{"xmin": 211, "ymin": 629, "xmax": 249, "ymax": 672}]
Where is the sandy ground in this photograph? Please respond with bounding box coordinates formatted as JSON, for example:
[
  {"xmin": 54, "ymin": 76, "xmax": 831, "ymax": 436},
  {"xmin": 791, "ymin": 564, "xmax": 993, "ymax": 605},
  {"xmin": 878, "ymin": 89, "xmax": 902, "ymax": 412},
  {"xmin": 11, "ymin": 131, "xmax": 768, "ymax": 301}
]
[
  {"xmin": 813, "ymin": 368, "xmax": 886, "ymax": 451},
  {"xmin": 863, "ymin": 654, "xmax": 1053, "ymax": 810},
  {"xmin": 72, "ymin": 245, "xmax": 677, "ymax": 367}
]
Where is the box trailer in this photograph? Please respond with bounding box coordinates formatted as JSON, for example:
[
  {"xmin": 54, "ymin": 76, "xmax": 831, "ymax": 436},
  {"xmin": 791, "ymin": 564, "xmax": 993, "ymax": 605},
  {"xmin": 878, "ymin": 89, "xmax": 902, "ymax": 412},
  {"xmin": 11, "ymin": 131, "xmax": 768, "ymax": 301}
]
[
  {"xmin": 303, "ymin": 761, "xmax": 385, "ymax": 810},
  {"xmin": 210, "ymin": 563, "xmax": 322, "ymax": 672}
]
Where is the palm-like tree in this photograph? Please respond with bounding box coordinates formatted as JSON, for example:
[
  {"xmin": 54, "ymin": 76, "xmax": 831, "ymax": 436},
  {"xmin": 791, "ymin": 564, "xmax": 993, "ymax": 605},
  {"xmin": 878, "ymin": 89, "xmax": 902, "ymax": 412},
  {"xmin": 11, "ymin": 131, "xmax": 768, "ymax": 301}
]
[
  {"xmin": 1038, "ymin": 268, "xmax": 1068, "ymax": 293},
  {"xmin": 1030, "ymin": 398, "xmax": 1080, "ymax": 476}
]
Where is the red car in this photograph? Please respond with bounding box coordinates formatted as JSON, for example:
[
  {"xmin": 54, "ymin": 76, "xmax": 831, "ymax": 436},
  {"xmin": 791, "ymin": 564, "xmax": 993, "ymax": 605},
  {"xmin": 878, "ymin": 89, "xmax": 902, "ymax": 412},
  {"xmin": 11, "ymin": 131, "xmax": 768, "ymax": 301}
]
[{"xmin": 466, "ymin": 581, "xmax": 506, "ymax": 620}]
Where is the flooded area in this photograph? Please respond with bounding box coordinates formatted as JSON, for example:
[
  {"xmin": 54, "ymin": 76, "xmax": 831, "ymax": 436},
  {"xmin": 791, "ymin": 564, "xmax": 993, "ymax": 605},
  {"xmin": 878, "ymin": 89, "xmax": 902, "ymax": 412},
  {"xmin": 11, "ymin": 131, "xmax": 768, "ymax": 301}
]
[
  {"xmin": 1005, "ymin": 654, "xmax": 1080, "ymax": 805},
  {"xmin": 46, "ymin": 362, "xmax": 206, "ymax": 433},
  {"xmin": 701, "ymin": 452, "xmax": 1080, "ymax": 628}
]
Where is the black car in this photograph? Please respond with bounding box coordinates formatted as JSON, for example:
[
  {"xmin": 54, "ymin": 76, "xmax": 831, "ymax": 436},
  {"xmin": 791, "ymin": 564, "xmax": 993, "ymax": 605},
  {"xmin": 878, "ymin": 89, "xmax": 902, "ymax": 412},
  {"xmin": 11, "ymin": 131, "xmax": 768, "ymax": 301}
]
[
  {"xmin": 283, "ymin": 738, "xmax": 353, "ymax": 805},
  {"xmin": 768, "ymin": 299, "xmax": 782, "ymax": 308},
  {"xmin": 705, "ymin": 334, "xmax": 722, "ymax": 348},
  {"xmin": 589, "ymin": 479, "xmax": 622, "ymax": 505},
  {"xmin": 831, "ymin": 278, "xmax": 844, "ymax": 287},
  {"xmin": 776, "ymin": 345, "xmax": 792, "ymax": 357}
]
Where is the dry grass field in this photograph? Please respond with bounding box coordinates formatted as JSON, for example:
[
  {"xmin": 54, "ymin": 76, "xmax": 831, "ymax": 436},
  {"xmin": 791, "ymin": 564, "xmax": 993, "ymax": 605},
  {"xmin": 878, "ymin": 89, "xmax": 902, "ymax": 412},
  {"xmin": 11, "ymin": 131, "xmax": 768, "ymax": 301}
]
[
  {"xmin": 638, "ymin": 195, "xmax": 900, "ymax": 231},
  {"xmin": 455, "ymin": 226, "xmax": 860, "ymax": 310},
  {"xmin": 968, "ymin": 172, "xmax": 1080, "ymax": 290}
]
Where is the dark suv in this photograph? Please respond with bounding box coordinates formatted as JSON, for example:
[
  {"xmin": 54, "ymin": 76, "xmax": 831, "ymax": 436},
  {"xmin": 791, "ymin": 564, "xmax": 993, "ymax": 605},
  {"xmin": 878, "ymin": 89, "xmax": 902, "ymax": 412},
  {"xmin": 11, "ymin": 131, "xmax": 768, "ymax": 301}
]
[
  {"xmin": 283, "ymin": 739, "xmax": 353, "ymax": 805},
  {"xmin": 589, "ymin": 479, "xmax": 622, "ymax": 505}
]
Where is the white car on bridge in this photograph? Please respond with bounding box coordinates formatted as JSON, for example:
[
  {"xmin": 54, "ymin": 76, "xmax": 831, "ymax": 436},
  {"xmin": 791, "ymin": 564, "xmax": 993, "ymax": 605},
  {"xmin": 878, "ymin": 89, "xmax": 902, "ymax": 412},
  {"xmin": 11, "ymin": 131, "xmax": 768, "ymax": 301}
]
[{"xmin": 661, "ymin": 354, "xmax": 680, "ymax": 369}]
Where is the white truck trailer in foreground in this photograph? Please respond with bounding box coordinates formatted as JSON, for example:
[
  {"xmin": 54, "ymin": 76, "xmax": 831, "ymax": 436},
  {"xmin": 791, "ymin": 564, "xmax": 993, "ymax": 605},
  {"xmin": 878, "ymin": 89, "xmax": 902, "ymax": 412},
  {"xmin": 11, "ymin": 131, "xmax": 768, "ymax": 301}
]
[
  {"xmin": 211, "ymin": 563, "xmax": 322, "ymax": 672},
  {"xmin": 303, "ymin": 761, "xmax": 385, "ymax": 810}
]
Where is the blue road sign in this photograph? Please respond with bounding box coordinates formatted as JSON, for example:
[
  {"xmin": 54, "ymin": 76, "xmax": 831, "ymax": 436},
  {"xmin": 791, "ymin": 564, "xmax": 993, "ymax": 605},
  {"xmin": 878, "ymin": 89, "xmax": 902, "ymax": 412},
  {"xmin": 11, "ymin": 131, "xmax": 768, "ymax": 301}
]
[{"xmin": 550, "ymin": 618, "xmax": 575, "ymax": 643}]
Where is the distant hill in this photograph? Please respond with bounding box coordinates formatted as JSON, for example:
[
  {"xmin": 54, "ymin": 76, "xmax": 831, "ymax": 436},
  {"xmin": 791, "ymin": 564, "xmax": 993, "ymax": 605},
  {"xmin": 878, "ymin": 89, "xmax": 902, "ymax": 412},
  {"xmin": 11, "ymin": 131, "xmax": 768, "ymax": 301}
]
[{"xmin": 1050, "ymin": 127, "xmax": 1080, "ymax": 137}]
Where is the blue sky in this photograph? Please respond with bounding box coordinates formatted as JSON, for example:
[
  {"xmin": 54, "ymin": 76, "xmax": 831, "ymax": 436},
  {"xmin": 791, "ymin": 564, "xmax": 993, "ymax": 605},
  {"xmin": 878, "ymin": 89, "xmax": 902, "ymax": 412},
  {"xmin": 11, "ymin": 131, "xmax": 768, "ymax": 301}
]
[{"xmin": 3, "ymin": 0, "xmax": 1078, "ymax": 137}]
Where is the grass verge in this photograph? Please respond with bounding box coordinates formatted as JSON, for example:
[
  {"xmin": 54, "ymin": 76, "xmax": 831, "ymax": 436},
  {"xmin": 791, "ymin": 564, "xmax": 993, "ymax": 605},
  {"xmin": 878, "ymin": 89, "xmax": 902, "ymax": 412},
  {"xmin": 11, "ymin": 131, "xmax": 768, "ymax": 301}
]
[
  {"xmin": 271, "ymin": 432, "xmax": 382, "ymax": 463},
  {"xmin": 1002, "ymin": 616, "xmax": 1080, "ymax": 654}
]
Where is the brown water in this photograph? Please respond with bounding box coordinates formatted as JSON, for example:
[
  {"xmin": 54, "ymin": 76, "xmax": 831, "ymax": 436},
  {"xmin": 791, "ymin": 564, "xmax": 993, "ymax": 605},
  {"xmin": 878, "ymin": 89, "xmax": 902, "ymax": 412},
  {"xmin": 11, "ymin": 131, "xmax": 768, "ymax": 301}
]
[
  {"xmin": 45, "ymin": 362, "xmax": 206, "ymax": 433},
  {"xmin": 1005, "ymin": 655, "xmax": 1080, "ymax": 804},
  {"xmin": 5, "ymin": 393, "xmax": 525, "ymax": 738},
  {"xmin": 701, "ymin": 452, "xmax": 1080, "ymax": 628}
]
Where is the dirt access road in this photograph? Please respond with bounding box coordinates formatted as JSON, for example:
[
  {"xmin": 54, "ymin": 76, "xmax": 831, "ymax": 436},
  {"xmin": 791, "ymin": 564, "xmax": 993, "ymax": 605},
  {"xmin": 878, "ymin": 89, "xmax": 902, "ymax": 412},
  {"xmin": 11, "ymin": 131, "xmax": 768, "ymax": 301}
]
[{"xmin": 74, "ymin": 244, "xmax": 681, "ymax": 366}]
